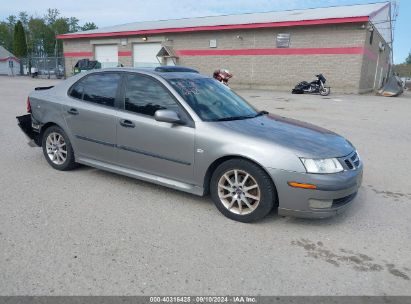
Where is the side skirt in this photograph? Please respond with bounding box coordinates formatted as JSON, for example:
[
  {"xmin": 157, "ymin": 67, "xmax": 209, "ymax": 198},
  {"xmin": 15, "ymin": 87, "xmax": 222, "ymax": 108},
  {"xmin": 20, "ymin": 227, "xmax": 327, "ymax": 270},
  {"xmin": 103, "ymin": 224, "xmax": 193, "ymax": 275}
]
[{"xmin": 76, "ymin": 157, "xmax": 204, "ymax": 196}]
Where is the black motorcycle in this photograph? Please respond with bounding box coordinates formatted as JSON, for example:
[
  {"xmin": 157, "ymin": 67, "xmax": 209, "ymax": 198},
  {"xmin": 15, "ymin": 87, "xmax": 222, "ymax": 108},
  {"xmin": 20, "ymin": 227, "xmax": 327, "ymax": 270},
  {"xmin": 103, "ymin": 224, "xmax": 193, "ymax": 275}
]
[{"xmin": 292, "ymin": 74, "xmax": 330, "ymax": 96}]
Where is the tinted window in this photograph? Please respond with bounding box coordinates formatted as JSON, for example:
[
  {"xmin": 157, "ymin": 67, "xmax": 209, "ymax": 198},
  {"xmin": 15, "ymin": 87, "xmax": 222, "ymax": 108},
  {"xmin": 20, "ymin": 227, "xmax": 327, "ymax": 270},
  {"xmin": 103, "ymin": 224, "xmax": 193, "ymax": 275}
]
[
  {"xmin": 124, "ymin": 74, "xmax": 179, "ymax": 116},
  {"xmin": 168, "ymin": 78, "xmax": 257, "ymax": 121},
  {"xmin": 70, "ymin": 83, "xmax": 84, "ymax": 99},
  {"xmin": 70, "ymin": 73, "xmax": 121, "ymax": 107}
]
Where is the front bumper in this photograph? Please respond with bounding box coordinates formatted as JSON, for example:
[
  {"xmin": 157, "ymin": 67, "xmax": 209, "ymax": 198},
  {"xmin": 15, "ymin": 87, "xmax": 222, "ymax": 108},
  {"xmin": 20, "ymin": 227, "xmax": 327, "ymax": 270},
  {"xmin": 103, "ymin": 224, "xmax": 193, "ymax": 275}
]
[{"xmin": 268, "ymin": 163, "xmax": 363, "ymax": 219}]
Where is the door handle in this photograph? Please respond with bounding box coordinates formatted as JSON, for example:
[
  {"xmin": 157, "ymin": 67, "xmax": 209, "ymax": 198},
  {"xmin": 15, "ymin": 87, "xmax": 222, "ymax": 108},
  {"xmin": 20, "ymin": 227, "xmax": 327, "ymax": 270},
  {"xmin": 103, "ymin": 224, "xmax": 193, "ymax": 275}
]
[
  {"xmin": 67, "ymin": 108, "xmax": 79, "ymax": 115},
  {"xmin": 120, "ymin": 119, "xmax": 135, "ymax": 128}
]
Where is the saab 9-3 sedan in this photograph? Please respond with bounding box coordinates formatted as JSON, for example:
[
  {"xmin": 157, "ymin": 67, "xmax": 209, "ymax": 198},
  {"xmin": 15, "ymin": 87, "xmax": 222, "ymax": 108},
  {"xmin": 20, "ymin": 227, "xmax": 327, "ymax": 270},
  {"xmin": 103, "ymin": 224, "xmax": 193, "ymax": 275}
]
[{"xmin": 17, "ymin": 66, "xmax": 362, "ymax": 222}]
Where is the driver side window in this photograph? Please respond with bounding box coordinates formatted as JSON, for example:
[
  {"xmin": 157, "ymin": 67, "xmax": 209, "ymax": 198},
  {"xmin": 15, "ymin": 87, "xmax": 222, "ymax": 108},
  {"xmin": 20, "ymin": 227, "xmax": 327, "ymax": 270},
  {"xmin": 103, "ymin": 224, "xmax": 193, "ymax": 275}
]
[{"xmin": 124, "ymin": 74, "xmax": 179, "ymax": 117}]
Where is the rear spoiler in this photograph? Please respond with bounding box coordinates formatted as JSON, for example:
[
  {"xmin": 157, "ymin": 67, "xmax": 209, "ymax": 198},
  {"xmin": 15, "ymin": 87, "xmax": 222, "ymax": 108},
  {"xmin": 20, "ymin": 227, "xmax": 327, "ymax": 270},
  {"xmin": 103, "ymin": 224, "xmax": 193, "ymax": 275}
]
[{"xmin": 35, "ymin": 86, "xmax": 54, "ymax": 91}]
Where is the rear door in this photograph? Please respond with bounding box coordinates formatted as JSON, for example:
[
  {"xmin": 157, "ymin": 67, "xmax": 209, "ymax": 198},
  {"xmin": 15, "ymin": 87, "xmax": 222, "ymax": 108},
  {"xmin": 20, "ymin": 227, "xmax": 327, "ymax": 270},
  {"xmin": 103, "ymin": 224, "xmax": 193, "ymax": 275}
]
[
  {"xmin": 116, "ymin": 73, "xmax": 195, "ymax": 183},
  {"xmin": 63, "ymin": 72, "xmax": 122, "ymax": 163}
]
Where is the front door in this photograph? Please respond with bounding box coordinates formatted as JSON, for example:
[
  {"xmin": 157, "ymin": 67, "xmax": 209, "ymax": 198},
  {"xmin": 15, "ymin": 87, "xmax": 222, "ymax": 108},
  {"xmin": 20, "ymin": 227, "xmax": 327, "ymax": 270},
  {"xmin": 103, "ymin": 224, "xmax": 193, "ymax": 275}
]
[
  {"xmin": 116, "ymin": 73, "xmax": 195, "ymax": 183},
  {"xmin": 63, "ymin": 72, "xmax": 122, "ymax": 164}
]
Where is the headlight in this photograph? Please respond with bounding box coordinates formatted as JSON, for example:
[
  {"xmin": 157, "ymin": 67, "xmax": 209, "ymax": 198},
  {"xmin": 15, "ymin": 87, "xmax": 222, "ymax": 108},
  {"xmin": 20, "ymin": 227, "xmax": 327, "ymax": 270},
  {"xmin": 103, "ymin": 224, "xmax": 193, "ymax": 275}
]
[{"xmin": 300, "ymin": 158, "xmax": 343, "ymax": 174}]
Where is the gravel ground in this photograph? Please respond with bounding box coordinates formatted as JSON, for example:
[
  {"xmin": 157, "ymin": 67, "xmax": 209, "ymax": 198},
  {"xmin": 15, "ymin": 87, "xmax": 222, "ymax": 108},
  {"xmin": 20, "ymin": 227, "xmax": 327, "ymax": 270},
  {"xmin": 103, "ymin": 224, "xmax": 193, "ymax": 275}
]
[{"xmin": 0, "ymin": 76, "xmax": 410, "ymax": 296}]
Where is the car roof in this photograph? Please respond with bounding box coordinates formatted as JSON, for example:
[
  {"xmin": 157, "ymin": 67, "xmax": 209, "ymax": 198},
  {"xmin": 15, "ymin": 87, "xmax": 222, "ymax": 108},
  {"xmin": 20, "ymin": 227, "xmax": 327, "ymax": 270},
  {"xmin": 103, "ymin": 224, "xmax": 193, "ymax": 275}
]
[{"xmin": 92, "ymin": 67, "xmax": 210, "ymax": 80}]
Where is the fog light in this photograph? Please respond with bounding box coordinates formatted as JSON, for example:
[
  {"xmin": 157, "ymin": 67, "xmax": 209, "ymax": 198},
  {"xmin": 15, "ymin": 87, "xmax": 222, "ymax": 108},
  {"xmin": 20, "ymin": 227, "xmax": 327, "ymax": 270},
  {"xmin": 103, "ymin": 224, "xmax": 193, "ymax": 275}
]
[{"xmin": 309, "ymin": 199, "xmax": 333, "ymax": 209}]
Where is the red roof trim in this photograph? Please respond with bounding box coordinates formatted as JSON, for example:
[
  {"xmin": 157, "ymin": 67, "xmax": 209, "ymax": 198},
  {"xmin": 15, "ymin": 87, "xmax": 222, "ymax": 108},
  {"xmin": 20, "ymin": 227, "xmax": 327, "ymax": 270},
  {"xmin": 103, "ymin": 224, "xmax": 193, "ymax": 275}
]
[
  {"xmin": 64, "ymin": 47, "xmax": 378, "ymax": 59},
  {"xmin": 57, "ymin": 16, "xmax": 369, "ymax": 39},
  {"xmin": 0, "ymin": 56, "xmax": 20, "ymax": 62},
  {"xmin": 176, "ymin": 47, "xmax": 366, "ymax": 56},
  {"xmin": 118, "ymin": 51, "xmax": 132, "ymax": 56},
  {"xmin": 64, "ymin": 51, "xmax": 93, "ymax": 57}
]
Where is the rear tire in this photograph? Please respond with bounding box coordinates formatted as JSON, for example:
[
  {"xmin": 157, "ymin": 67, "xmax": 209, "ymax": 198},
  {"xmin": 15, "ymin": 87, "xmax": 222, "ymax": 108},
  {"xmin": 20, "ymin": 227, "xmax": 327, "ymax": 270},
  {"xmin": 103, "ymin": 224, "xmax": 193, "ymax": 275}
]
[
  {"xmin": 210, "ymin": 159, "xmax": 276, "ymax": 223},
  {"xmin": 42, "ymin": 125, "xmax": 77, "ymax": 171}
]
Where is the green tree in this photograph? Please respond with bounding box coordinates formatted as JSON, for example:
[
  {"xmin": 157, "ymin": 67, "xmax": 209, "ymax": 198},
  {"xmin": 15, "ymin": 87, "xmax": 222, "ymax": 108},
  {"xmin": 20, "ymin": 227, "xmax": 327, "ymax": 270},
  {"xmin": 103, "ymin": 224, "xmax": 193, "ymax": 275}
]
[
  {"xmin": 6, "ymin": 15, "xmax": 17, "ymax": 29},
  {"xmin": 2, "ymin": 15, "xmax": 17, "ymax": 51},
  {"xmin": 68, "ymin": 17, "xmax": 80, "ymax": 32},
  {"xmin": 81, "ymin": 22, "xmax": 98, "ymax": 31},
  {"xmin": 45, "ymin": 8, "xmax": 60, "ymax": 25},
  {"xmin": 406, "ymin": 51, "xmax": 411, "ymax": 64},
  {"xmin": 51, "ymin": 17, "xmax": 70, "ymax": 55},
  {"xmin": 18, "ymin": 11, "xmax": 29, "ymax": 29},
  {"xmin": 52, "ymin": 18, "xmax": 70, "ymax": 35},
  {"xmin": 0, "ymin": 22, "xmax": 13, "ymax": 50},
  {"xmin": 28, "ymin": 17, "xmax": 50, "ymax": 55},
  {"xmin": 13, "ymin": 21, "xmax": 27, "ymax": 57},
  {"xmin": 2, "ymin": 9, "xmax": 98, "ymax": 56}
]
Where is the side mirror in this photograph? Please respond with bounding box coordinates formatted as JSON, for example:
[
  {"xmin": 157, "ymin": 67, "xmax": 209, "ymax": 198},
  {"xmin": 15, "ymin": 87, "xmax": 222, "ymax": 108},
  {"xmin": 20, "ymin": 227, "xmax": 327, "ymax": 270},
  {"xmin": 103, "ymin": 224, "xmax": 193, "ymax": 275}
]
[{"xmin": 154, "ymin": 109, "xmax": 182, "ymax": 124}]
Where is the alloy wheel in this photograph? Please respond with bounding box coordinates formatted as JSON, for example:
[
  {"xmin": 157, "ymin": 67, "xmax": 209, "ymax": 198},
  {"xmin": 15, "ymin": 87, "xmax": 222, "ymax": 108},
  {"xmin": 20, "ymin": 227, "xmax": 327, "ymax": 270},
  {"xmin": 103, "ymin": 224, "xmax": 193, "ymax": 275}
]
[
  {"xmin": 217, "ymin": 169, "xmax": 261, "ymax": 215},
  {"xmin": 45, "ymin": 132, "xmax": 67, "ymax": 165}
]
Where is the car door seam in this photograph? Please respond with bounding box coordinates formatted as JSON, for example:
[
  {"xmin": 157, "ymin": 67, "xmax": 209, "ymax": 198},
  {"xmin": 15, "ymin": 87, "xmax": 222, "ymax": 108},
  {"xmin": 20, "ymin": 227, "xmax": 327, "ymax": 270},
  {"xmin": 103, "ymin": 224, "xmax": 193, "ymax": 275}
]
[
  {"xmin": 75, "ymin": 135, "xmax": 191, "ymax": 166},
  {"xmin": 75, "ymin": 135, "xmax": 116, "ymax": 147},
  {"xmin": 117, "ymin": 145, "xmax": 191, "ymax": 166}
]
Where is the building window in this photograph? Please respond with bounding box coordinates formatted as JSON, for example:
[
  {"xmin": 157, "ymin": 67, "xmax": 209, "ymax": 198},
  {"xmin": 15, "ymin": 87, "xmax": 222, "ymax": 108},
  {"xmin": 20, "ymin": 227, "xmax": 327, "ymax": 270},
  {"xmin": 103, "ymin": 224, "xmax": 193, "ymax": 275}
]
[
  {"xmin": 276, "ymin": 33, "xmax": 290, "ymax": 48},
  {"xmin": 369, "ymin": 30, "xmax": 374, "ymax": 45},
  {"xmin": 209, "ymin": 39, "xmax": 217, "ymax": 48}
]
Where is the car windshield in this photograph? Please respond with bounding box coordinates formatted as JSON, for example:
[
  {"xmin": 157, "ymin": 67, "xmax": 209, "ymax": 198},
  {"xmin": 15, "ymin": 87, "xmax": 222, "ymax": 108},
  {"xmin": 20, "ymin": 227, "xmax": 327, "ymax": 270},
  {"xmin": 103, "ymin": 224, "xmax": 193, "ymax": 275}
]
[{"xmin": 167, "ymin": 77, "xmax": 258, "ymax": 121}]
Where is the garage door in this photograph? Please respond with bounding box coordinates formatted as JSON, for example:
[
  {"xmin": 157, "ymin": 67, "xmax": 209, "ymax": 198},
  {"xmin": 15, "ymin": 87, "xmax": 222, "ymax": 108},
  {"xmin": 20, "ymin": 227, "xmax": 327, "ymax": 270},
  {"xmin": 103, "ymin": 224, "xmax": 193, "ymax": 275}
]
[
  {"xmin": 95, "ymin": 45, "xmax": 118, "ymax": 68},
  {"xmin": 133, "ymin": 43, "xmax": 162, "ymax": 67}
]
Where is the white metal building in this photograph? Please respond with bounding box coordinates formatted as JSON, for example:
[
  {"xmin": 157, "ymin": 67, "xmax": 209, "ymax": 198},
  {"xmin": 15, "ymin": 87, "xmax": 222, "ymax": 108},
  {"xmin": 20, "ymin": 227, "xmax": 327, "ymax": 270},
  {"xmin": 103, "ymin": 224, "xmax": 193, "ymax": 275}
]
[{"xmin": 58, "ymin": 2, "xmax": 393, "ymax": 93}]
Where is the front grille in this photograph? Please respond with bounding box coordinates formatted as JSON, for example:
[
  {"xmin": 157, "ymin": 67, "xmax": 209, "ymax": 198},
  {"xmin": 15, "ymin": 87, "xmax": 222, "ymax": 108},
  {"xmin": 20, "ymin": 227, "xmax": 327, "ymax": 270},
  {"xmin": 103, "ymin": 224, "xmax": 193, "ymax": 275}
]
[
  {"xmin": 345, "ymin": 159, "xmax": 354, "ymax": 169},
  {"xmin": 341, "ymin": 151, "xmax": 360, "ymax": 170},
  {"xmin": 351, "ymin": 152, "xmax": 360, "ymax": 167}
]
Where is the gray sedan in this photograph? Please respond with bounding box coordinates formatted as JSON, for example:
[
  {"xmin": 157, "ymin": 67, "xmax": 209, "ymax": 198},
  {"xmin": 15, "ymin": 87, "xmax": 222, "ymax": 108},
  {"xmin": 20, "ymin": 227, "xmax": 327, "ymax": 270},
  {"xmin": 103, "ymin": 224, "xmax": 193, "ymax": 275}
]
[{"xmin": 17, "ymin": 67, "xmax": 363, "ymax": 222}]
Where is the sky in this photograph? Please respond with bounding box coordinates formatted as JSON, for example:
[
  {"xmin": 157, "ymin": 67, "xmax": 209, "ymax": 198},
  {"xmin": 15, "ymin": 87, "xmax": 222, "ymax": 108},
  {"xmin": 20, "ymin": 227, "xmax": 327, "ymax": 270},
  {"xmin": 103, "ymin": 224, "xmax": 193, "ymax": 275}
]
[{"xmin": 0, "ymin": 0, "xmax": 409, "ymax": 63}]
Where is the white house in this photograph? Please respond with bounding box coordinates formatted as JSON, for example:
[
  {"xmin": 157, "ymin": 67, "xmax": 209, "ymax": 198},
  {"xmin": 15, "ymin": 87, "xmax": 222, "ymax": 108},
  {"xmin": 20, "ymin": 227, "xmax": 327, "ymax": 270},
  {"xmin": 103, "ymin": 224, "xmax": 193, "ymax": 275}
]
[{"xmin": 0, "ymin": 46, "xmax": 20, "ymax": 76}]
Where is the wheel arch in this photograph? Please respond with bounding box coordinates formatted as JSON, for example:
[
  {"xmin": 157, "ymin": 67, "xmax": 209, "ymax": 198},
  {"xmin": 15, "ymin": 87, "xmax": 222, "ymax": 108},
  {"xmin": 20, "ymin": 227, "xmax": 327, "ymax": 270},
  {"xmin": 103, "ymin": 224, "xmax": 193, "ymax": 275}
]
[
  {"xmin": 203, "ymin": 155, "xmax": 278, "ymax": 203},
  {"xmin": 39, "ymin": 121, "xmax": 62, "ymax": 142},
  {"xmin": 39, "ymin": 121, "xmax": 75, "ymax": 150}
]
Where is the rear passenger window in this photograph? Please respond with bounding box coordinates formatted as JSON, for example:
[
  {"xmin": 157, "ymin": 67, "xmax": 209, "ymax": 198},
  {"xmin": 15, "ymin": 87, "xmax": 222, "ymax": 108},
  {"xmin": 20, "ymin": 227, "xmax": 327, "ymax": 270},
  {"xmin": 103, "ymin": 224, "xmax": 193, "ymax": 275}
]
[
  {"xmin": 124, "ymin": 74, "xmax": 179, "ymax": 116},
  {"xmin": 69, "ymin": 73, "xmax": 121, "ymax": 107},
  {"xmin": 70, "ymin": 83, "xmax": 83, "ymax": 99}
]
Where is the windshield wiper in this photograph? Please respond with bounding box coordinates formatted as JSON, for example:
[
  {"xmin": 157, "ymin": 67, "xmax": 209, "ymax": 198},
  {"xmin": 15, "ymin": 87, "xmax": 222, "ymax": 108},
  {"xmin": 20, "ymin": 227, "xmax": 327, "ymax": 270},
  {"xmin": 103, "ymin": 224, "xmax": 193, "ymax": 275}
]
[
  {"xmin": 213, "ymin": 115, "xmax": 255, "ymax": 122},
  {"xmin": 254, "ymin": 110, "xmax": 269, "ymax": 117},
  {"xmin": 213, "ymin": 111, "xmax": 269, "ymax": 122}
]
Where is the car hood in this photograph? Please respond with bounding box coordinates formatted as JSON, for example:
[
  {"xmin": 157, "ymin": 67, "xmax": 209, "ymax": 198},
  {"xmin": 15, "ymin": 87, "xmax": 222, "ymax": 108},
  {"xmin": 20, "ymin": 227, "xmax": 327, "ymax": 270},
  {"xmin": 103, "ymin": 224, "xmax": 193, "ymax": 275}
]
[{"xmin": 215, "ymin": 114, "xmax": 354, "ymax": 158}]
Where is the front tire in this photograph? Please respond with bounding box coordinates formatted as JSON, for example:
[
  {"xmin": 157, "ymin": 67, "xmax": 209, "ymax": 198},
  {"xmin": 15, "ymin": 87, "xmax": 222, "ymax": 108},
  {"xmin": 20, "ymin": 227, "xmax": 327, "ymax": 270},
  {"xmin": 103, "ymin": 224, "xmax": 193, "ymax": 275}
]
[
  {"xmin": 320, "ymin": 87, "xmax": 330, "ymax": 96},
  {"xmin": 42, "ymin": 125, "xmax": 77, "ymax": 171},
  {"xmin": 210, "ymin": 159, "xmax": 276, "ymax": 223}
]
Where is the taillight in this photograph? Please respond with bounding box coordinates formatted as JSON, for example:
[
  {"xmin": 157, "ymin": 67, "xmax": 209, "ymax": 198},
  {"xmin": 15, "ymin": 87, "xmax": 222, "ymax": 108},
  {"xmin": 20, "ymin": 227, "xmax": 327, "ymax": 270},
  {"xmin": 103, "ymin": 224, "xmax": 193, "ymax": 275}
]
[{"xmin": 26, "ymin": 97, "xmax": 31, "ymax": 113}]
